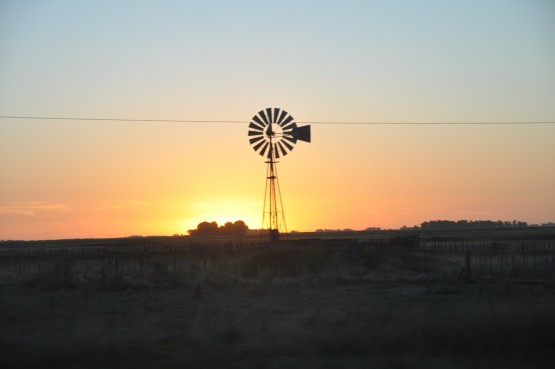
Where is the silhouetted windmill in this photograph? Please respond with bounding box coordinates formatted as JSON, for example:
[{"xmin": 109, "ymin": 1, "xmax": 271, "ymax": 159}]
[{"xmin": 248, "ymin": 108, "xmax": 311, "ymax": 242}]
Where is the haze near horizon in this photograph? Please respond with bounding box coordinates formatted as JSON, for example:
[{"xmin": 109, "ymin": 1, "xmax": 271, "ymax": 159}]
[{"xmin": 1, "ymin": 1, "xmax": 554, "ymax": 240}]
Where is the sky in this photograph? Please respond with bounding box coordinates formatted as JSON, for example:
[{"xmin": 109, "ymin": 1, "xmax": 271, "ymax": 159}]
[{"xmin": 1, "ymin": 0, "xmax": 554, "ymax": 240}]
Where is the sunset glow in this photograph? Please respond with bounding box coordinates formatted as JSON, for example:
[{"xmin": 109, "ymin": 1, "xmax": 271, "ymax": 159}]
[{"xmin": 1, "ymin": 1, "xmax": 554, "ymax": 240}]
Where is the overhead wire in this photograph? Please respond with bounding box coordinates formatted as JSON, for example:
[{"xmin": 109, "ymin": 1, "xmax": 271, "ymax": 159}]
[
  {"xmin": 0, "ymin": 115, "xmax": 245, "ymax": 124},
  {"xmin": 1, "ymin": 115, "xmax": 554, "ymax": 125}
]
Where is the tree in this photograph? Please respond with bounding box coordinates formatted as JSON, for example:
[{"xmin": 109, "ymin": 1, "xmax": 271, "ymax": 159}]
[
  {"xmin": 419, "ymin": 219, "xmax": 529, "ymax": 230},
  {"xmin": 188, "ymin": 221, "xmax": 219, "ymax": 236},
  {"xmin": 231, "ymin": 220, "xmax": 248, "ymax": 236},
  {"xmin": 188, "ymin": 220, "xmax": 248, "ymax": 236}
]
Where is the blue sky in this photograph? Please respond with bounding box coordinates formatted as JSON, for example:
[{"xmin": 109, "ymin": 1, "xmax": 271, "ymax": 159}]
[{"xmin": 2, "ymin": 0, "xmax": 554, "ymax": 121}]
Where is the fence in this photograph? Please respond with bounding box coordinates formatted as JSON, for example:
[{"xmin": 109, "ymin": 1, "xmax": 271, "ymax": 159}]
[{"xmin": 1, "ymin": 237, "xmax": 554, "ymax": 285}]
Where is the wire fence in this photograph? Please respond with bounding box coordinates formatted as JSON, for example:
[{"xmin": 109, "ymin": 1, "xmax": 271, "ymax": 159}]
[{"xmin": 1, "ymin": 237, "xmax": 554, "ymax": 286}]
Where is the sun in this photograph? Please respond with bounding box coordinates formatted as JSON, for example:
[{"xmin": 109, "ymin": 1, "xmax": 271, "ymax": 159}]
[{"xmin": 182, "ymin": 198, "xmax": 261, "ymax": 232}]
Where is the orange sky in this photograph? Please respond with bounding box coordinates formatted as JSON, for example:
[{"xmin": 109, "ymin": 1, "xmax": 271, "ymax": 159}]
[
  {"xmin": 2, "ymin": 119, "xmax": 554, "ymax": 240},
  {"xmin": 1, "ymin": 1, "xmax": 554, "ymax": 239}
]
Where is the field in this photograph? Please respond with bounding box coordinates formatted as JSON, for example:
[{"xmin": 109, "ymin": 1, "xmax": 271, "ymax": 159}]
[{"xmin": 1, "ymin": 228, "xmax": 555, "ymax": 368}]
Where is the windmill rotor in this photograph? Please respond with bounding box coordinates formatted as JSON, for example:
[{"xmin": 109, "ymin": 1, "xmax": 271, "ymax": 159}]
[{"xmin": 248, "ymin": 108, "xmax": 311, "ymax": 159}]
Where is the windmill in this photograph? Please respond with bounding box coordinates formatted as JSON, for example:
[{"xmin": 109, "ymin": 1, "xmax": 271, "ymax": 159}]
[{"xmin": 248, "ymin": 108, "xmax": 311, "ymax": 242}]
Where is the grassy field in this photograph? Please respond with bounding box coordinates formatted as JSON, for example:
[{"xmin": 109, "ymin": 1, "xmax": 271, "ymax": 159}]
[{"xmin": 1, "ymin": 229, "xmax": 555, "ymax": 368}]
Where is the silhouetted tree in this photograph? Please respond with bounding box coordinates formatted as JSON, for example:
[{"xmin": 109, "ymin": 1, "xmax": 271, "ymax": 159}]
[
  {"xmin": 420, "ymin": 219, "xmax": 528, "ymax": 230},
  {"xmin": 231, "ymin": 220, "xmax": 248, "ymax": 236},
  {"xmin": 189, "ymin": 221, "xmax": 219, "ymax": 236},
  {"xmin": 188, "ymin": 220, "xmax": 248, "ymax": 236},
  {"xmin": 221, "ymin": 221, "xmax": 234, "ymax": 235}
]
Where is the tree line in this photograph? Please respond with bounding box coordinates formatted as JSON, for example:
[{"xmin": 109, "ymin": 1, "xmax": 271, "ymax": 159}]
[
  {"xmin": 420, "ymin": 220, "xmax": 528, "ymax": 230},
  {"xmin": 188, "ymin": 220, "xmax": 248, "ymax": 236}
]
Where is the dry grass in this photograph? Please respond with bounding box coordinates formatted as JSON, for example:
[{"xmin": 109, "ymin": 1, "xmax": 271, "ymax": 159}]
[
  {"xmin": 2, "ymin": 282, "xmax": 555, "ymax": 367},
  {"xmin": 1, "ymin": 242, "xmax": 555, "ymax": 368}
]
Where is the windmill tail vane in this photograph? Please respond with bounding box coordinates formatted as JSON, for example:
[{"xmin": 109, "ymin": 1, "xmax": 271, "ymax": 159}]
[{"xmin": 247, "ymin": 108, "xmax": 311, "ymax": 242}]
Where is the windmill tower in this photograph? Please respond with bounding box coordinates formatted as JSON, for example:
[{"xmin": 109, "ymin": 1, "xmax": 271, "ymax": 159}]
[{"xmin": 248, "ymin": 108, "xmax": 311, "ymax": 242}]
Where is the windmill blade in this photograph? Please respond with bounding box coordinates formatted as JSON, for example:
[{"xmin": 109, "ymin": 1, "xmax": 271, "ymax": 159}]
[
  {"xmin": 280, "ymin": 139, "xmax": 294, "ymax": 152},
  {"xmin": 267, "ymin": 144, "xmax": 274, "ymax": 159},
  {"xmin": 283, "ymin": 135, "xmax": 297, "ymax": 144},
  {"xmin": 277, "ymin": 141, "xmax": 289, "ymax": 157},
  {"xmin": 252, "ymin": 139, "xmax": 265, "ymax": 152},
  {"xmin": 281, "ymin": 129, "xmax": 294, "ymax": 139},
  {"xmin": 282, "ymin": 128, "xmax": 296, "ymax": 137},
  {"xmin": 258, "ymin": 110, "xmax": 269, "ymax": 124},
  {"xmin": 277, "ymin": 109, "xmax": 288, "ymax": 124},
  {"xmin": 248, "ymin": 130, "xmax": 263, "ymax": 136},
  {"xmin": 292, "ymin": 125, "xmax": 311, "ymax": 143},
  {"xmin": 266, "ymin": 108, "xmax": 273, "ymax": 123},
  {"xmin": 250, "ymin": 136, "xmax": 264, "ymax": 145},
  {"xmin": 273, "ymin": 144, "xmax": 280, "ymax": 158},
  {"xmin": 279, "ymin": 115, "xmax": 294, "ymax": 127},
  {"xmin": 249, "ymin": 122, "xmax": 264, "ymax": 131},
  {"xmin": 273, "ymin": 108, "xmax": 281, "ymax": 123},
  {"xmin": 252, "ymin": 115, "xmax": 266, "ymax": 127},
  {"xmin": 282, "ymin": 121, "xmax": 297, "ymax": 131},
  {"xmin": 259, "ymin": 142, "xmax": 270, "ymax": 157}
]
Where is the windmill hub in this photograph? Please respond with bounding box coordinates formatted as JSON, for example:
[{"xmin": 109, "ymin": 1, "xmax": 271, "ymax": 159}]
[
  {"xmin": 247, "ymin": 108, "xmax": 311, "ymax": 242},
  {"xmin": 265, "ymin": 123, "xmax": 283, "ymax": 140}
]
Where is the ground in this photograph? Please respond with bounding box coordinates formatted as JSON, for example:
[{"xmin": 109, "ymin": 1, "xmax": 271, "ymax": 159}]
[
  {"xmin": 2, "ymin": 277, "xmax": 554, "ymax": 368},
  {"xmin": 1, "ymin": 232, "xmax": 555, "ymax": 368}
]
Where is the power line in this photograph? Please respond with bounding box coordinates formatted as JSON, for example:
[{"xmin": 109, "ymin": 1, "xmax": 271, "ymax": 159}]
[
  {"xmin": 0, "ymin": 115, "xmax": 245, "ymax": 124},
  {"xmin": 297, "ymin": 121, "xmax": 555, "ymax": 125},
  {"xmin": 1, "ymin": 115, "xmax": 554, "ymax": 125}
]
